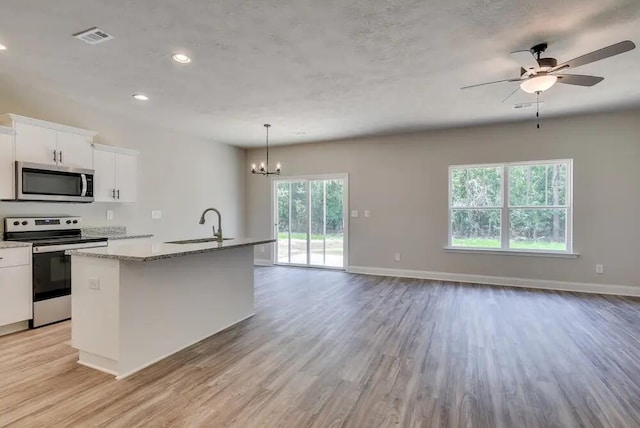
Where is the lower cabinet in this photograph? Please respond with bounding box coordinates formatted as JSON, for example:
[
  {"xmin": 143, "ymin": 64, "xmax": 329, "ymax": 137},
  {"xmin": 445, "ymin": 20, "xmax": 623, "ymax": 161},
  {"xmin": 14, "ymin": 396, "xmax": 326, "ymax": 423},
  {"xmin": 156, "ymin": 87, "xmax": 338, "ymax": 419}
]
[{"xmin": 0, "ymin": 248, "xmax": 32, "ymax": 327}]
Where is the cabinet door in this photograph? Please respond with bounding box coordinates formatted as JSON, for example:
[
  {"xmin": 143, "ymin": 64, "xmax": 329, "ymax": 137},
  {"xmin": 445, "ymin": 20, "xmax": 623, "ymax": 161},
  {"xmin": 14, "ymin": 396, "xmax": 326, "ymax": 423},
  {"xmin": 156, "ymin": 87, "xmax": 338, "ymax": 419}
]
[
  {"xmin": 93, "ymin": 149, "xmax": 117, "ymax": 202},
  {"xmin": 0, "ymin": 133, "xmax": 13, "ymax": 199},
  {"xmin": 56, "ymin": 131, "xmax": 93, "ymax": 169},
  {"xmin": 115, "ymin": 153, "xmax": 137, "ymax": 202},
  {"xmin": 14, "ymin": 122, "xmax": 58, "ymax": 165},
  {"xmin": 0, "ymin": 265, "xmax": 32, "ymax": 326}
]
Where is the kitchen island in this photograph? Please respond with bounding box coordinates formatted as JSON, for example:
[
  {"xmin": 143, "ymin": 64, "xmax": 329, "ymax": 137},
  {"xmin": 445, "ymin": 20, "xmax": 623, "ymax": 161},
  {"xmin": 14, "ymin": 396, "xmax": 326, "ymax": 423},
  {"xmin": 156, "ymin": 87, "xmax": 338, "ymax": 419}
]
[{"xmin": 68, "ymin": 238, "xmax": 274, "ymax": 379}]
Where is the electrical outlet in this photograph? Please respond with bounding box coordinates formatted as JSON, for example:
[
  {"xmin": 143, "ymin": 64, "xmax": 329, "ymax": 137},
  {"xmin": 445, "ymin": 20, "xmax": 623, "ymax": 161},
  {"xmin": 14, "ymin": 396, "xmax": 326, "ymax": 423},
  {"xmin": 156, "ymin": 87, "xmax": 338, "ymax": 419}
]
[
  {"xmin": 151, "ymin": 210, "xmax": 162, "ymax": 220},
  {"xmin": 106, "ymin": 210, "xmax": 114, "ymax": 221},
  {"xmin": 351, "ymin": 210, "xmax": 359, "ymax": 218},
  {"xmin": 394, "ymin": 252, "xmax": 401, "ymax": 262},
  {"xmin": 364, "ymin": 210, "xmax": 370, "ymax": 218},
  {"xmin": 89, "ymin": 277, "xmax": 100, "ymax": 290},
  {"xmin": 596, "ymin": 264, "xmax": 604, "ymax": 274}
]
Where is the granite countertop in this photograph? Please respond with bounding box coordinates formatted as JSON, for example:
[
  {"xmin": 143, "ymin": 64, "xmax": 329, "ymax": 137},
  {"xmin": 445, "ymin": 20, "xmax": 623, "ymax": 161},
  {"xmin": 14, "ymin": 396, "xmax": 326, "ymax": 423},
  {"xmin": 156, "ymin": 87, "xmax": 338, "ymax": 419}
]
[
  {"xmin": 0, "ymin": 241, "xmax": 32, "ymax": 249},
  {"xmin": 82, "ymin": 226, "xmax": 153, "ymax": 241},
  {"xmin": 67, "ymin": 237, "xmax": 275, "ymax": 262}
]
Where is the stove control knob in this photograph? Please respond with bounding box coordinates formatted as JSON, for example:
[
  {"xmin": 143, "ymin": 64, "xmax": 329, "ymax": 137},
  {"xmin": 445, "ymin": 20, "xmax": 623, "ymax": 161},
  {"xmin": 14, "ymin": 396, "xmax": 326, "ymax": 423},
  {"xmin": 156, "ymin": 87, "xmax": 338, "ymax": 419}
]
[
  {"xmin": 66, "ymin": 220, "xmax": 72, "ymax": 224},
  {"xmin": 21, "ymin": 221, "xmax": 28, "ymax": 226},
  {"xmin": 13, "ymin": 221, "xmax": 19, "ymax": 226},
  {"xmin": 72, "ymin": 220, "xmax": 78, "ymax": 224}
]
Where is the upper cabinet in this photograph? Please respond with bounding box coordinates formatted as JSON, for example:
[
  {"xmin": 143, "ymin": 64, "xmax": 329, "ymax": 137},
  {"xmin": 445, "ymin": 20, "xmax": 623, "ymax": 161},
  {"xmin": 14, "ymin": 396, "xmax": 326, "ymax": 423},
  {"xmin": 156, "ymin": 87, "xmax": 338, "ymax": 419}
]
[
  {"xmin": 56, "ymin": 131, "xmax": 94, "ymax": 169},
  {"xmin": 0, "ymin": 127, "xmax": 14, "ymax": 200},
  {"xmin": 0, "ymin": 114, "xmax": 96, "ymax": 170},
  {"xmin": 93, "ymin": 144, "xmax": 138, "ymax": 203}
]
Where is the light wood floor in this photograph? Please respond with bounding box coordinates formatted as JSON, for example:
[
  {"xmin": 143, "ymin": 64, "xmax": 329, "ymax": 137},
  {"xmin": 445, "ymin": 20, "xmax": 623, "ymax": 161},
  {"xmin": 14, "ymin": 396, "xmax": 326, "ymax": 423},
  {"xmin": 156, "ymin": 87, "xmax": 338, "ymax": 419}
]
[{"xmin": 2, "ymin": 267, "xmax": 640, "ymax": 427}]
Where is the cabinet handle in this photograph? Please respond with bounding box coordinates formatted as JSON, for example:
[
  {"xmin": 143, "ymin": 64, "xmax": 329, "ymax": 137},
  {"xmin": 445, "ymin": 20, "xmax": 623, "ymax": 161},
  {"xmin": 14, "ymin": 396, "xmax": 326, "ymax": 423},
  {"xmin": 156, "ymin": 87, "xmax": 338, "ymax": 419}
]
[
  {"xmin": 117, "ymin": 189, "xmax": 120, "ymax": 199},
  {"xmin": 112, "ymin": 189, "xmax": 116, "ymax": 199},
  {"xmin": 59, "ymin": 151, "xmax": 63, "ymax": 164},
  {"xmin": 53, "ymin": 150, "xmax": 57, "ymax": 163}
]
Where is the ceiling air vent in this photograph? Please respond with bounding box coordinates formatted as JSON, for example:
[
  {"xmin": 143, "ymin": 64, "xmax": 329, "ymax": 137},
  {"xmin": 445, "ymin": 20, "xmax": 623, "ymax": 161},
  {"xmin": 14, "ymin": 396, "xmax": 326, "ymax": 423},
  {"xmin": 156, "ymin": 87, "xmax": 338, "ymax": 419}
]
[
  {"xmin": 73, "ymin": 27, "xmax": 114, "ymax": 45},
  {"xmin": 514, "ymin": 101, "xmax": 543, "ymax": 110}
]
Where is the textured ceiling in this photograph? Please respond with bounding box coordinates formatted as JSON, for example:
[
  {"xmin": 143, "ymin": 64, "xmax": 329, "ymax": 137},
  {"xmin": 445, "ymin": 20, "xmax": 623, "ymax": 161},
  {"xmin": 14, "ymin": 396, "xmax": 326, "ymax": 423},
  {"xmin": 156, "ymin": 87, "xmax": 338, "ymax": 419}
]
[{"xmin": 0, "ymin": 0, "xmax": 639, "ymax": 147}]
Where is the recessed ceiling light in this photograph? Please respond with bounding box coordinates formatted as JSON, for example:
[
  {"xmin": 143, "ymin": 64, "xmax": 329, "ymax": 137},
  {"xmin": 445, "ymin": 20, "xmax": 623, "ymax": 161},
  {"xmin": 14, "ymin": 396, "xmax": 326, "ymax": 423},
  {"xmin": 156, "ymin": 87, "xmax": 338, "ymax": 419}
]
[
  {"xmin": 0, "ymin": 43, "xmax": 7, "ymax": 51},
  {"xmin": 172, "ymin": 53, "xmax": 191, "ymax": 64},
  {"xmin": 132, "ymin": 94, "xmax": 149, "ymax": 101}
]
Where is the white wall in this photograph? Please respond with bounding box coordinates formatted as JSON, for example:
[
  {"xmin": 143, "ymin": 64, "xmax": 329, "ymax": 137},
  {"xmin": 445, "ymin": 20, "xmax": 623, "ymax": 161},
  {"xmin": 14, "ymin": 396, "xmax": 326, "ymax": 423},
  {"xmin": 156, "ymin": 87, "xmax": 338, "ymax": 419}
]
[
  {"xmin": 0, "ymin": 79, "xmax": 245, "ymax": 241},
  {"xmin": 247, "ymin": 109, "xmax": 640, "ymax": 288}
]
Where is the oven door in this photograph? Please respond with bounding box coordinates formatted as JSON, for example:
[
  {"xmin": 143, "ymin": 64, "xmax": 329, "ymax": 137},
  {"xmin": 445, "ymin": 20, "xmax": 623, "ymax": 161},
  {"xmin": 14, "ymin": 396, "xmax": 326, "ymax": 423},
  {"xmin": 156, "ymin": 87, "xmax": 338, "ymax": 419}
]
[
  {"xmin": 16, "ymin": 161, "xmax": 95, "ymax": 203},
  {"xmin": 32, "ymin": 250, "xmax": 71, "ymax": 302}
]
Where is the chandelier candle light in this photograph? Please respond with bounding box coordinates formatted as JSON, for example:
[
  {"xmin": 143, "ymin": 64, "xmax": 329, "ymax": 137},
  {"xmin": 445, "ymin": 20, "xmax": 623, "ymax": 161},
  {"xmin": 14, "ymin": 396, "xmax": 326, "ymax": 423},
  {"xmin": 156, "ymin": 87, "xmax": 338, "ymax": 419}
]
[{"xmin": 251, "ymin": 124, "xmax": 281, "ymax": 176}]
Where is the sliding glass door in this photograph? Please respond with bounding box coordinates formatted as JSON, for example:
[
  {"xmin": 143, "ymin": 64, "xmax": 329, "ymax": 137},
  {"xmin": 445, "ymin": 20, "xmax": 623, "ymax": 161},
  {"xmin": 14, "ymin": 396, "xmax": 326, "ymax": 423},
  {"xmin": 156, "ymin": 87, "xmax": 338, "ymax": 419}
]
[{"xmin": 275, "ymin": 175, "xmax": 347, "ymax": 269}]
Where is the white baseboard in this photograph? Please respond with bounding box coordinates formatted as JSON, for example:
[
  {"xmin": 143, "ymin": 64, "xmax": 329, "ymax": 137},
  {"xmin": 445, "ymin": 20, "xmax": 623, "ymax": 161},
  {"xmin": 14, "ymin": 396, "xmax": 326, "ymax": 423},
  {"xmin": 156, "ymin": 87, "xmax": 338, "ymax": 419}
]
[
  {"xmin": 254, "ymin": 259, "xmax": 273, "ymax": 266},
  {"xmin": 347, "ymin": 266, "xmax": 640, "ymax": 297}
]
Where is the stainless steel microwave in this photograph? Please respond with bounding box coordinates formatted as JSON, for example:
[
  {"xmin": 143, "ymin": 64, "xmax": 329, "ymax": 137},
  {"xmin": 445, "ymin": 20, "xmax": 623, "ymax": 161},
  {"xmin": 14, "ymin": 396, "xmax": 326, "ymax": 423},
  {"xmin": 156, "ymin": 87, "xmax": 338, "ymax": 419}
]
[{"xmin": 15, "ymin": 162, "xmax": 95, "ymax": 203}]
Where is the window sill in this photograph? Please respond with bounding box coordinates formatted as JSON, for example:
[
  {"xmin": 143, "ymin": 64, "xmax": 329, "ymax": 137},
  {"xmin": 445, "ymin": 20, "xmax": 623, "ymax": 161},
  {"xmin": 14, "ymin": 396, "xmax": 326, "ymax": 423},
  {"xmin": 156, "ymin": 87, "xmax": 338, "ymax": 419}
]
[{"xmin": 443, "ymin": 247, "xmax": 580, "ymax": 259}]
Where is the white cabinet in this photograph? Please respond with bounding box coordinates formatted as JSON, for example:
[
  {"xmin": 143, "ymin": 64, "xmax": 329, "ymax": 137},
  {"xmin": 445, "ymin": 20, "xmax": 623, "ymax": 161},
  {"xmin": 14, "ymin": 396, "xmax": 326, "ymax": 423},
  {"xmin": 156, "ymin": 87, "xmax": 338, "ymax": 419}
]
[
  {"xmin": 94, "ymin": 149, "xmax": 117, "ymax": 201},
  {"xmin": 56, "ymin": 131, "xmax": 94, "ymax": 169},
  {"xmin": 93, "ymin": 144, "xmax": 138, "ymax": 202},
  {"xmin": 0, "ymin": 128, "xmax": 13, "ymax": 199},
  {"xmin": 116, "ymin": 152, "xmax": 137, "ymax": 202},
  {"xmin": 0, "ymin": 114, "xmax": 96, "ymax": 170},
  {"xmin": 0, "ymin": 247, "xmax": 32, "ymax": 327},
  {"xmin": 14, "ymin": 122, "xmax": 58, "ymax": 165}
]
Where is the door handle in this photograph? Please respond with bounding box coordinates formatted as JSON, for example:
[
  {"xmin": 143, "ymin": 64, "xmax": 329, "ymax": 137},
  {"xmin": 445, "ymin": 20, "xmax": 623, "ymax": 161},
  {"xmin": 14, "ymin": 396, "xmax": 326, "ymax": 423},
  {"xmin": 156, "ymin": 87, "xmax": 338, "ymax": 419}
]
[
  {"xmin": 81, "ymin": 174, "xmax": 88, "ymax": 197},
  {"xmin": 53, "ymin": 150, "xmax": 57, "ymax": 163},
  {"xmin": 112, "ymin": 189, "xmax": 116, "ymax": 199},
  {"xmin": 58, "ymin": 151, "xmax": 63, "ymax": 164},
  {"xmin": 117, "ymin": 189, "xmax": 120, "ymax": 200}
]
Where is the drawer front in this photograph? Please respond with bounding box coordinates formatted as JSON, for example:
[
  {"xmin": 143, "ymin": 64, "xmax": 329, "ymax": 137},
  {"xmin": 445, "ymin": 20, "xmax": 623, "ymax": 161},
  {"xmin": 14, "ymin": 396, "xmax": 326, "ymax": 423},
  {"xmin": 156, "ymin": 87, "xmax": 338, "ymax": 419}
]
[
  {"xmin": 0, "ymin": 247, "xmax": 31, "ymax": 268},
  {"xmin": 0, "ymin": 265, "xmax": 32, "ymax": 326}
]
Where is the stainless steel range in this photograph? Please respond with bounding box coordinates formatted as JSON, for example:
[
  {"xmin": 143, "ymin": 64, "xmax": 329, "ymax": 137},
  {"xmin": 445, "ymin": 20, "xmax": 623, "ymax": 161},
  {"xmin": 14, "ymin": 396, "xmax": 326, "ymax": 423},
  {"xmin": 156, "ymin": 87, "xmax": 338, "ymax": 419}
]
[{"xmin": 3, "ymin": 216, "xmax": 108, "ymax": 328}]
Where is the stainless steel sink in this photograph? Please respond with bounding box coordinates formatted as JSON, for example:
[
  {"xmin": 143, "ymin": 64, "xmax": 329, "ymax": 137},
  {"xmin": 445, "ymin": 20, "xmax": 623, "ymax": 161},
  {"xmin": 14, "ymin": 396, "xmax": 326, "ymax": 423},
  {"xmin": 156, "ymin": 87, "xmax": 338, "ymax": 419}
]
[{"xmin": 165, "ymin": 238, "xmax": 234, "ymax": 244}]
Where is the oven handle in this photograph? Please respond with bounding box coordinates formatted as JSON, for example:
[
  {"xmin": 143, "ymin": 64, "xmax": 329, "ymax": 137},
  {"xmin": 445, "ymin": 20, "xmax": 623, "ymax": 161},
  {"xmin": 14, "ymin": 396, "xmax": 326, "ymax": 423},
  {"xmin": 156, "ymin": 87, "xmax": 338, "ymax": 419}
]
[
  {"xmin": 81, "ymin": 174, "xmax": 88, "ymax": 197},
  {"xmin": 33, "ymin": 241, "xmax": 108, "ymax": 253}
]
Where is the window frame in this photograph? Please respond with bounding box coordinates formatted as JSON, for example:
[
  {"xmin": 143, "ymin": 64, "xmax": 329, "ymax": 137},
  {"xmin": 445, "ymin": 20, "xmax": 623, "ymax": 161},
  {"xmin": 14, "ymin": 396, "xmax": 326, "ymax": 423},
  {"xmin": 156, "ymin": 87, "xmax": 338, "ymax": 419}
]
[{"xmin": 447, "ymin": 159, "xmax": 573, "ymax": 255}]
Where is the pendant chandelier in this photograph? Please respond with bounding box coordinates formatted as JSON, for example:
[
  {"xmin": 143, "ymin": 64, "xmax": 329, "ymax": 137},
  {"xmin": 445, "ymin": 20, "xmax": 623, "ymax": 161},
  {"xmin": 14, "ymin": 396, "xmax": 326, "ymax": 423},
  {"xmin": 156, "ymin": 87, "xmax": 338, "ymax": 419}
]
[{"xmin": 251, "ymin": 124, "xmax": 281, "ymax": 175}]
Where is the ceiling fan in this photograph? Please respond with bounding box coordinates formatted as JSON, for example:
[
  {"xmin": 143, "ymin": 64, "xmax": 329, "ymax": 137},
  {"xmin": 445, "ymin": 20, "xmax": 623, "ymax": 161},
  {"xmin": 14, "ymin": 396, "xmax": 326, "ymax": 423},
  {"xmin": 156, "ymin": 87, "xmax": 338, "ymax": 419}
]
[{"xmin": 461, "ymin": 40, "xmax": 636, "ymax": 102}]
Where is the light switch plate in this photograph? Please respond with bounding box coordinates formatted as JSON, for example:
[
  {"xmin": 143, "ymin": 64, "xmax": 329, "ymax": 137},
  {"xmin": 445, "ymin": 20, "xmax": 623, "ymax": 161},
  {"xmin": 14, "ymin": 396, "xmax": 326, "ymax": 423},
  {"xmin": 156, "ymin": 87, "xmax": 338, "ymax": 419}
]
[
  {"xmin": 151, "ymin": 210, "xmax": 162, "ymax": 220},
  {"xmin": 106, "ymin": 210, "xmax": 114, "ymax": 221},
  {"xmin": 89, "ymin": 277, "xmax": 100, "ymax": 290},
  {"xmin": 351, "ymin": 210, "xmax": 359, "ymax": 218}
]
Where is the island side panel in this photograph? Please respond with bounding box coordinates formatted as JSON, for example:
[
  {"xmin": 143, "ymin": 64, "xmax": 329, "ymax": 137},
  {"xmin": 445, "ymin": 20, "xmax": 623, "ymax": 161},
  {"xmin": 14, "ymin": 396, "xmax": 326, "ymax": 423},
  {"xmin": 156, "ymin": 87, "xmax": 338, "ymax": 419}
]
[
  {"xmin": 117, "ymin": 245, "xmax": 254, "ymax": 378},
  {"xmin": 71, "ymin": 255, "xmax": 121, "ymax": 375}
]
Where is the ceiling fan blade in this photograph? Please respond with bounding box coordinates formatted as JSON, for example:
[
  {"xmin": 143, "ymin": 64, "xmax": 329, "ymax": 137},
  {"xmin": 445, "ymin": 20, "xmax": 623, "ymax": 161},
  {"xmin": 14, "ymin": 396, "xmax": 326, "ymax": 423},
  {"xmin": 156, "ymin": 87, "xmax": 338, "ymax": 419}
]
[
  {"xmin": 510, "ymin": 50, "xmax": 539, "ymax": 71},
  {"xmin": 551, "ymin": 40, "xmax": 636, "ymax": 72},
  {"xmin": 461, "ymin": 78, "xmax": 521, "ymax": 90},
  {"xmin": 556, "ymin": 74, "xmax": 604, "ymax": 86},
  {"xmin": 502, "ymin": 86, "xmax": 521, "ymax": 103}
]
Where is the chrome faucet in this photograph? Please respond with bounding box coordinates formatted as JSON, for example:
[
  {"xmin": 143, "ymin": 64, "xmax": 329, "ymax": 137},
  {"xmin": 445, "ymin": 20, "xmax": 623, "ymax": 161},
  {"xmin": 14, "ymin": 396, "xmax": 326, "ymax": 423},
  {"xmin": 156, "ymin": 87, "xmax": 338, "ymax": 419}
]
[{"xmin": 199, "ymin": 208, "xmax": 223, "ymax": 242}]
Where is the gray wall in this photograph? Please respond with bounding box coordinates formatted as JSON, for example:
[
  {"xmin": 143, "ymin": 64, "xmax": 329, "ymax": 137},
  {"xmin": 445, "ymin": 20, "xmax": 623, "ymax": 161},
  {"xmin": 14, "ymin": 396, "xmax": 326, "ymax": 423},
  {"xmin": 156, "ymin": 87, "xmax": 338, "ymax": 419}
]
[
  {"xmin": 0, "ymin": 80, "xmax": 245, "ymax": 241},
  {"xmin": 247, "ymin": 109, "xmax": 640, "ymax": 287}
]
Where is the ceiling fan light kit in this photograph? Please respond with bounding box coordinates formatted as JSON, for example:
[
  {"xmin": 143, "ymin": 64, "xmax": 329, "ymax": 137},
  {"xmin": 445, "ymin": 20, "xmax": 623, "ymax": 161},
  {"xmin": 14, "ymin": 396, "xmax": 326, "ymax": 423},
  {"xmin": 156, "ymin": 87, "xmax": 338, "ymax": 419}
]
[{"xmin": 520, "ymin": 75, "xmax": 558, "ymax": 94}]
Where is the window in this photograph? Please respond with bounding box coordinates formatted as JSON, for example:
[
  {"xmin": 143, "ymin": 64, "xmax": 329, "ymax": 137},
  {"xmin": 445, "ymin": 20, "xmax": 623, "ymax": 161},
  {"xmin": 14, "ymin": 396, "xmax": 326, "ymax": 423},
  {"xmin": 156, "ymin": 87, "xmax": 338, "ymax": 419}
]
[{"xmin": 449, "ymin": 160, "xmax": 572, "ymax": 253}]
